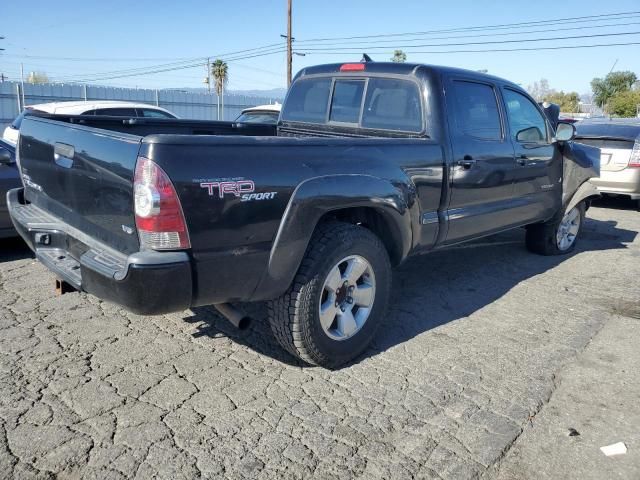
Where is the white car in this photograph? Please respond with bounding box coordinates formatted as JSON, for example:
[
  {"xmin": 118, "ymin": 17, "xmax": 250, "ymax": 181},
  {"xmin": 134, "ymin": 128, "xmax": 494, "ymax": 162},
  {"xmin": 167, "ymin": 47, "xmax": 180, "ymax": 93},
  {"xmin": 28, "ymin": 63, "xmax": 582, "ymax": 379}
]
[
  {"xmin": 235, "ymin": 103, "xmax": 281, "ymax": 125},
  {"xmin": 2, "ymin": 101, "xmax": 178, "ymax": 145}
]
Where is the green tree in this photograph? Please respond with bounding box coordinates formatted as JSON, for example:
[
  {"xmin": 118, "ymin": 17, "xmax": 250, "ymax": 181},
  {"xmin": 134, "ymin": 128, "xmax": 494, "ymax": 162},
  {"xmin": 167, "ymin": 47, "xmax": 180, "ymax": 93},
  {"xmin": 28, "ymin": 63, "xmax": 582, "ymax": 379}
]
[
  {"xmin": 591, "ymin": 70, "xmax": 637, "ymax": 109},
  {"xmin": 210, "ymin": 59, "xmax": 228, "ymax": 96},
  {"xmin": 391, "ymin": 50, "xmax": 407, "ymax": 63},
  {"xmin": 542, "ymin": 91, "xmax": 581, "ymax": 112},
  {"xmin": 27, "ymin": 71, "xmax": 49, "ymax": 84},
  {"xmin": 608, "ymin": 90, "xmax": 640, "ymax": 117}
]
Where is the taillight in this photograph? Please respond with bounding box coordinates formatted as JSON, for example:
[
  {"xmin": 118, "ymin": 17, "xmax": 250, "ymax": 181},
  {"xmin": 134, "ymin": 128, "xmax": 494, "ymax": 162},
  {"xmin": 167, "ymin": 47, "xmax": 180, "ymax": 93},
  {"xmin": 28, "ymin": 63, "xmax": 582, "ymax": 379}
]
[
  {"xmin": 134, "ymin": 157, "xmax": 190, "ymax": 250},
  {"xmin": 629, "ymin": 136, "xmax": 640, "ymax": 167}
]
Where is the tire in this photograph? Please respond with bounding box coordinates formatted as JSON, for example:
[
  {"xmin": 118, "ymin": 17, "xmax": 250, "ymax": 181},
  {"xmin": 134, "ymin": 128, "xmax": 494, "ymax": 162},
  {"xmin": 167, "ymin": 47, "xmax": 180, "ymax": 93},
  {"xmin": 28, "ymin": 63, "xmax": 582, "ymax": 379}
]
[
  {"xmin": 268, "ymin": 221, "xmax": 391, "ymax": 368},
  {"xmin": 526, "ymin": 202, "xmax": 585, "ymax": 255}
]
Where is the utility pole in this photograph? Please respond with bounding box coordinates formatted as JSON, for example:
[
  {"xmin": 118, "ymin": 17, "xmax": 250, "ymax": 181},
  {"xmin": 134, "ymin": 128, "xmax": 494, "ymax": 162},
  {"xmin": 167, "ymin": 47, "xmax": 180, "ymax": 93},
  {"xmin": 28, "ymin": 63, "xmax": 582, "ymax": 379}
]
[
  {"xmin": 206, "ymin": 57, "xmax": 211, "ymax": 94},
  {"xmin": 20, "ymin": 63, "xmax": 26, "ymax": 108},
  {"xmin": 287, "ymin": 0, "xmax": 292, "ymax": 86}
]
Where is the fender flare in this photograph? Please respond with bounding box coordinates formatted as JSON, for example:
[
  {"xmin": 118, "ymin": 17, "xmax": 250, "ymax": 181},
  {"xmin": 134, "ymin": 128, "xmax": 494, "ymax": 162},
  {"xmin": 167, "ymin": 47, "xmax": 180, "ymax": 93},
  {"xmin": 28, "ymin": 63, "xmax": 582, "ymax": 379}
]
[
  {"xmin": 566, "ymin": 181, "xmax": 600, "ymax": 213},
  {"xmin": 250, "ymin": 174, "xmax": 414, "ymax": 301}
]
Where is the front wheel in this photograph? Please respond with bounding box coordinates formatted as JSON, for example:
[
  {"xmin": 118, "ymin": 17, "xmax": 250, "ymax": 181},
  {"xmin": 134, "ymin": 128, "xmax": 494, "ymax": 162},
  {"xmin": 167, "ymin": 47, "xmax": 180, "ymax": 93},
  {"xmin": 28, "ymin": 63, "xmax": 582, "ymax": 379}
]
[
  {"xmin": 526, "ymin": 202, "xmax": 585, "ymax": 255},
  {"xmin": 268, "ymin": 221, "xmax": 391, "ymax": 368}
]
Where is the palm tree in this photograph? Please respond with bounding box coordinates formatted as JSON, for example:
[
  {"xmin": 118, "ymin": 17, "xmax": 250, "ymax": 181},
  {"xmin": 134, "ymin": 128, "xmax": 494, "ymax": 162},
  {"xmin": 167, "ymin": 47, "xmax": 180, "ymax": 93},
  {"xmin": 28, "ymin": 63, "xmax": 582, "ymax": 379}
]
[{"xmin": 211, "ymin": 59, "xmax": 228, "ymax": 120}]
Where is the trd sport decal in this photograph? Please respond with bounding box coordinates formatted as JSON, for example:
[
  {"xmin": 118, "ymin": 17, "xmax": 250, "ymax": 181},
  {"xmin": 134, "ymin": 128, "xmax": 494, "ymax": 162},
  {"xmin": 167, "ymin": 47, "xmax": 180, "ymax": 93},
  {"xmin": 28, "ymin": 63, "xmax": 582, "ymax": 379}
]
[{"xmin": 197, "ymin": 179, "xmax": 277, "ymax": 202}]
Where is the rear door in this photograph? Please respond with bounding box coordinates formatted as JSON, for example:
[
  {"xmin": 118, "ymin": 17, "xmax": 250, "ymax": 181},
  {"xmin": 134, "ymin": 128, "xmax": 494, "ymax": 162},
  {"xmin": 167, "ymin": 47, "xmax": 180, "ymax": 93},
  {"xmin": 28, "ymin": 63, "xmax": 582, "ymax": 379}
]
[
  {"xmin": 444, "ymin": 78, "xmax": 517, "ymax": 244},
  {"xmin": 502, "ymin": 88, "xmax": 562, "ymax": 223}
]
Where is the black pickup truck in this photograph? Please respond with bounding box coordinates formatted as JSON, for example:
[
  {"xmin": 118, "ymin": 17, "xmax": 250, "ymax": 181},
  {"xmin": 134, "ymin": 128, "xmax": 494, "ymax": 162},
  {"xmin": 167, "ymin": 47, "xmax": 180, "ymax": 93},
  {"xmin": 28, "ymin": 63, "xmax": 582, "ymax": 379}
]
[{"xmin": 8, "ymin": 61, "xmax": 600, "ymax": 367}]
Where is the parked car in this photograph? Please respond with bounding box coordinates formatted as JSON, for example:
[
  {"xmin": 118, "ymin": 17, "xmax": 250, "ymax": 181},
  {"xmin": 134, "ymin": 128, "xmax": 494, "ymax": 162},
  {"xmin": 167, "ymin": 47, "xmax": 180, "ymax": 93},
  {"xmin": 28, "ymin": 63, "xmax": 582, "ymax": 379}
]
[
  {"xmin": 2, "ymin": 101, "xmax": 178, "ymax": 145},
  {"xmin": 575, "ymin": 118, "xmax": 640, "ymax": 209},
  {"xmin": 235, "ymin": 103, "xmax": 281, "ymax": 124},
  {"xmin": 8, "ymin": 61, "xmax": 600, "ymax": 368},
  {"xmin": 0, "ymin": 139, "xmax": 21, "ymax": 238}
]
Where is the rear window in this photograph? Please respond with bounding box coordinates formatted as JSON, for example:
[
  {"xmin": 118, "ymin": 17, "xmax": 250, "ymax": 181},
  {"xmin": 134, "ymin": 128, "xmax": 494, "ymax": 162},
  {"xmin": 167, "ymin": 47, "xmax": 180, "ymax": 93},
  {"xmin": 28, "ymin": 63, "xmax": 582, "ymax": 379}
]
[
  {"xmin": 576, "ymin": 122, "xmax": 640, "ymax": 142},
  {"xmin": 329, "ymin": 80, "xmax": 365, "ymax": 123},
  {"xmin": 236, "ymin": 112, "xmax": 280, "ymax": 124},
  {"xmin": 281, "ymin": 76, "xmax": 423, "ymax": 133},
  {"xmin": 362, "ymin": 78, "xmax": 422, "ymax": 132},
  {"xmin": 281, "ymin": 78, "xmax": 331, "ymax": 123}
]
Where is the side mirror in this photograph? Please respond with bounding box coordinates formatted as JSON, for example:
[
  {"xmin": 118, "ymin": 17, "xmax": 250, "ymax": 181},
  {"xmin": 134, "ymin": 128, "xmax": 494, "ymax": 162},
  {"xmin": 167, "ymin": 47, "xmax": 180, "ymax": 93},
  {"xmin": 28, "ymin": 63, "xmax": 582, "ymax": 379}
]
[
  {"xmin": 516, "ymin": 126, "xmax": 544, "ymax": 143},
  {"xmin": 0, "ymin": 148, "xmax": 12, "ymax": 165},
  {"xmin": 555, "ymin": 122, "xmax": 576, "ymax": 142}
]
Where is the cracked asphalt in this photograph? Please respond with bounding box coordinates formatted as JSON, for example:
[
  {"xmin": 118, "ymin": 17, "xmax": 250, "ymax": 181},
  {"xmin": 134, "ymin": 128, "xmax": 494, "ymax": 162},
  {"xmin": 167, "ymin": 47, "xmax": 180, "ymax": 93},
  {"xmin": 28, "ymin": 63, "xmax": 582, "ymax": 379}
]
[{"xmin": 0, "ymin": 198, "xmax": 638, "ymax": 479}]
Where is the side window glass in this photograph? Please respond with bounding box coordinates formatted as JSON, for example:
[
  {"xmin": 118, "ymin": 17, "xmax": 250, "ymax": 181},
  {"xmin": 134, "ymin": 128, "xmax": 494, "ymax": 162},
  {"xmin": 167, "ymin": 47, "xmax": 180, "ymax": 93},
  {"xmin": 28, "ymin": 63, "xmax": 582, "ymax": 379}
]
[
  {"xmin": 451, "ymin": 81, "xmax": 502, "ymax": 140},
  {"xmin": 329, "ymin": 80, "xmax": 365, "ymax": 124},
  {"xmin": 95, "ymin": 108, "xmax": 137, "ymax": 117},
  {"xmin": 503, "ymin": 89, "xmax": 548, "ymax": 143},
  {"xmin": 140, "ymin": 109, "xmax": 174, "ymax": 119}
]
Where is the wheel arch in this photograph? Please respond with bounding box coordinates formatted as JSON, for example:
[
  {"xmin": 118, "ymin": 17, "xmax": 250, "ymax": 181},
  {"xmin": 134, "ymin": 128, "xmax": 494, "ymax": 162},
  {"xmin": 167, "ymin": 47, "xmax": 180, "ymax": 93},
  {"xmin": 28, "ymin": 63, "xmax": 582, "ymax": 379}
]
[{"xmin": 250, "ymin": 174, "xmax": 414, "ymax": 301}]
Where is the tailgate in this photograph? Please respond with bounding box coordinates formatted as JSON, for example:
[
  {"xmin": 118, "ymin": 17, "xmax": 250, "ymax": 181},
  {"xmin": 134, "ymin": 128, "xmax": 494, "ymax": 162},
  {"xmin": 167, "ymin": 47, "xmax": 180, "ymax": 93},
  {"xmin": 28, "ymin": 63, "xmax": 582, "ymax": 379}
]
[{"xmin": 18, "ymin": 116, "xmax": 143, "ymax": 254}]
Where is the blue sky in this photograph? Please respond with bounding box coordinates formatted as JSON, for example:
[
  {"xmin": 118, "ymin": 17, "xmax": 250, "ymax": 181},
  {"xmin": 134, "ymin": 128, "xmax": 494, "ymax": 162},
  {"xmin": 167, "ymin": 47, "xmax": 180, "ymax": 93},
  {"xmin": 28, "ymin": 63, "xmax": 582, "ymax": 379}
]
[{"xmin": 1, "ymin": 0, "xmax": 639, "ymax": 95}]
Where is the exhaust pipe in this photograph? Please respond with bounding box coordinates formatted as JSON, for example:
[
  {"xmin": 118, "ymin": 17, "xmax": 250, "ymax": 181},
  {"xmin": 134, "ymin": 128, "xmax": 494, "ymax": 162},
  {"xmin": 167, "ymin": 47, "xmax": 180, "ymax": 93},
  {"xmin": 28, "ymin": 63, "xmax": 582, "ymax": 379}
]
[
  {"xmin": 214, "ymin": 303, "xmax": 252, "ymax": 330},
  {"xmin": 55, "ymin": 279, "xmax": 76, "ymax": 295}
]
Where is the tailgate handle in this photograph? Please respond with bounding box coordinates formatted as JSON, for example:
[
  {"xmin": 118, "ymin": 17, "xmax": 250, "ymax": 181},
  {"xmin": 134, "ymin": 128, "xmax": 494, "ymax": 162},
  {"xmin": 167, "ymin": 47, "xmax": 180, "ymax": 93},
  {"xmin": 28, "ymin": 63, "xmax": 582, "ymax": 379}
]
[{"xmin": 54, "ymin": 143, "xmax": 75, "ymax": 168}]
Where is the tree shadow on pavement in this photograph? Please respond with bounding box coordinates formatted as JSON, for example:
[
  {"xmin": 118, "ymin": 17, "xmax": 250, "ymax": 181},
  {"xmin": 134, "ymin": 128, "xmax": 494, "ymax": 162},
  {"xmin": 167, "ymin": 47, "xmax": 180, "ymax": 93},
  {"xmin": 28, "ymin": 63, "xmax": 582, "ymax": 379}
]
[
  {"xmin": 0, "ymin": 237, "xmax": 33, "ymax": 262},
  {"xmin": 186, "ymin": 215, "xmax": 637, "ymax": 368}
]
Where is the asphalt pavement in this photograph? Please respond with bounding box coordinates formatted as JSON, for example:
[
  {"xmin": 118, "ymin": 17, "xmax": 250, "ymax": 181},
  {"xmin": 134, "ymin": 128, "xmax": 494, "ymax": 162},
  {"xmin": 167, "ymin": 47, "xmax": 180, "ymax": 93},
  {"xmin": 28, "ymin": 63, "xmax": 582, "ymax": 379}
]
[{"xmin": 0, "ymin": 198, "xmax": 638, "ymax": 479}]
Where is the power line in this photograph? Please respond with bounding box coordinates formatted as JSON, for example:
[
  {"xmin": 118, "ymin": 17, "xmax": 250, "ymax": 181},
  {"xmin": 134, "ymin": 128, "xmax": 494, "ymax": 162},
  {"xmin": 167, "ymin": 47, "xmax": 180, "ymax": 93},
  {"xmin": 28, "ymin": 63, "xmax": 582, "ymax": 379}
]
[
  {"xmin": 59, "ymin": 49, "xmax": 287, "ymax": 83},
  {"xmin": 297, "ymin": 30, "xmax": 640, "ymax": 52},
  {"xmin": 292, "ymin": 19, "xmax": 640, "ymax": 48},
  {"xmin": 38, "ymin": 43, "xmax": 287, "ymax": 82},
  {"xmin": 302, "ymin": 41, "xmax": 640, "ymax": 56},
  {"xmin": 295, "ymin": 10, "xmax": 640, "ymax": 43}
]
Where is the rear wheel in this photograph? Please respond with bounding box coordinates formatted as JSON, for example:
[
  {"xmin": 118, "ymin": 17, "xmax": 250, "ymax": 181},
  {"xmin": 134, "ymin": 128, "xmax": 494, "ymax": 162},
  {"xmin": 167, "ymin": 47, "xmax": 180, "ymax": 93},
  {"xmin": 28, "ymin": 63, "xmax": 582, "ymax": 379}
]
[
  {"xmin": 526, "ymin": 202, "xmax": 585, "ymax": 255},
  {"xmin": 268, "ymin": 221, "xmax": 391, "ymax": 368}
]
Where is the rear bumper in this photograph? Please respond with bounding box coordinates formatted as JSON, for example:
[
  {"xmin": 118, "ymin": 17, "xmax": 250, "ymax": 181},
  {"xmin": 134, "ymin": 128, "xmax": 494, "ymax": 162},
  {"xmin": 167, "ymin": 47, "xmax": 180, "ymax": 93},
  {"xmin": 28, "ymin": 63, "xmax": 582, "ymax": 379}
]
[
  {"xmin": 7, "ymin": 188, "xmax": 192, "ymax": 315},
  {"xmin": 590, "ymin": 168, "xmax": 640, "ymax": 199}
]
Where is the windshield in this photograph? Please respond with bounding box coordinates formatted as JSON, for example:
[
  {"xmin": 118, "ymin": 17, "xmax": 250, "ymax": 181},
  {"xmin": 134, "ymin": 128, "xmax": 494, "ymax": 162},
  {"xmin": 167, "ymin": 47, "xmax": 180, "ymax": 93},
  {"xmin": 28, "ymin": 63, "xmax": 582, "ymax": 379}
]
[
  {"xmin": 235, "ymin": 111, "xmax": 280, "ymax": 124},
  {"xmin": 281, "ymin": 76, "xmax": 423, "ymax": 133}
]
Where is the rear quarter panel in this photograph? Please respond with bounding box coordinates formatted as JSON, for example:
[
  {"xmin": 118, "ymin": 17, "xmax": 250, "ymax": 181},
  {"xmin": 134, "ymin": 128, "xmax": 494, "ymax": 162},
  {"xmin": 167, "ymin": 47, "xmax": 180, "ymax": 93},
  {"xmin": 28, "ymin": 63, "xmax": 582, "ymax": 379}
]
[{"xmin": 141, "ymin": 136, "xmax": 444, "ymax": 304}]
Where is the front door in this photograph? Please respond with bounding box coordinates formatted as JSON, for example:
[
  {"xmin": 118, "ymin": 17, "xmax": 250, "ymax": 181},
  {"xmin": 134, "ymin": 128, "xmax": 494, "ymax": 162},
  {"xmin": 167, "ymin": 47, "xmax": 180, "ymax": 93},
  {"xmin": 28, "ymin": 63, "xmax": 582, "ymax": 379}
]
[
  {"xmin": 444, "ymin": 78, "xmax": 518, "ymax": 244},
  {"xmin": 502, "ymin": 88, "xmax": 562, "ymax": 223}
]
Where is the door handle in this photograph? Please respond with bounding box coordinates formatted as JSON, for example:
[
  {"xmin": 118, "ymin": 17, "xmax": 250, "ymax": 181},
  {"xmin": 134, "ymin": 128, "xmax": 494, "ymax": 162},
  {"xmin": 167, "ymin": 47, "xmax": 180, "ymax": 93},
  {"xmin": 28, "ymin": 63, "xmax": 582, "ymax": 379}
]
[
  {"xmin": 457, "ymin": 155, "xmax": 476, "ymax": 169},
  {"xmin": 517, "ymin": 154, "xmax": 528, "ymax": 166},
  {"xmin": 54, "ymin": 143, "xmax": 75, "ymax": 169}
]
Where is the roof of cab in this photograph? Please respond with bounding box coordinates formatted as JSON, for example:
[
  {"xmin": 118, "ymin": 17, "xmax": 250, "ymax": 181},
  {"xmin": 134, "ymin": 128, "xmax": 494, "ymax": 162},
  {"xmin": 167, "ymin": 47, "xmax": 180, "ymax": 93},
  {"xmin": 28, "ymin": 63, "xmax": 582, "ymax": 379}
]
[{"xmin": 296, "ymin": 61, "xmax": 523, "ymax": 90}]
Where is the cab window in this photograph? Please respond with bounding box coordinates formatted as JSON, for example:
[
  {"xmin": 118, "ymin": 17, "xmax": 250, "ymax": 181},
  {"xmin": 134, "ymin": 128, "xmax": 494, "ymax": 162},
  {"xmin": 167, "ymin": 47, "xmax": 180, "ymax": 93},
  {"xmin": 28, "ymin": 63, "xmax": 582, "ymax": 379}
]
[
  {"xmin": 503, "ymin": 89, "xmax": 548, "ymax": 143},
  {"xmin": 451, "ymin": 80, "xmax": 502, "ymax": 141}
]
